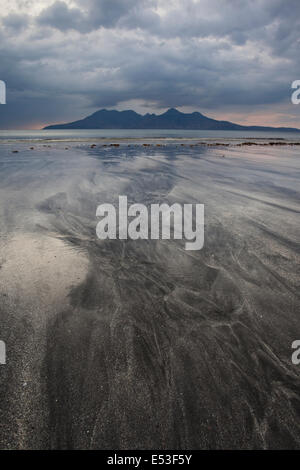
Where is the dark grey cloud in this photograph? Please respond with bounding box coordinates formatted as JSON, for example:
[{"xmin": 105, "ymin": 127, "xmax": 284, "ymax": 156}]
[
  {"xmin": 85, "ymin": 0, "xmax": 149, "ymax": 28},
  {"xmin": 0, "ymin": 0, "xmax": 299, "ymax": 129},
  {"xmin": 37, "ymin": 1, "xmax": 85, "ymax": 32},
  {"xmin": 2, "ymin": 13, "xmax": 30, "ymax": 32},
  {"xmin": 36, "ymin": 0, "xmax": 158, "ymax": 32}
]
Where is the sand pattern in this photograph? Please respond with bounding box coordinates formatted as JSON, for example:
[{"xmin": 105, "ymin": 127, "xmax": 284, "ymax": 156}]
[{"xmin": 0, "ymin": 142, "xmax": 299, "ymax": 449}]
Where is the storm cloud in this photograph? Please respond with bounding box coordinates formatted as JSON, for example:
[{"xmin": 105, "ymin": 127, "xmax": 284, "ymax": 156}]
[{"xmin": 0, "ymin": 0, "xmax": 299, "ymax": 129}]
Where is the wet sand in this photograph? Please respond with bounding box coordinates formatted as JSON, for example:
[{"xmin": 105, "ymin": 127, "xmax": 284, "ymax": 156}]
[{"xmin": 0, "ymin": 141, "xmax": 299, "ymax": 449}]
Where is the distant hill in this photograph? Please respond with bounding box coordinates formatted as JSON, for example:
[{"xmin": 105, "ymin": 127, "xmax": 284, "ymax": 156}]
[{"xmin": 44, "ymin": 108, "xmax": 300, "ymax": 132}]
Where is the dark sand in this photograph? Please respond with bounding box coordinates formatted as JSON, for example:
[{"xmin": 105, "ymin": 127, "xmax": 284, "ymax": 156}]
[{"xmin": 0, "ymin": 141, "xmax": 299, "ymax": 449}]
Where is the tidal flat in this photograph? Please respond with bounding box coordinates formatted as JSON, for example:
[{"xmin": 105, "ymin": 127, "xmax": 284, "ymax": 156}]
[{"xmin": 0, "ymin": 140, "xmax": 299, "ymax": 449}]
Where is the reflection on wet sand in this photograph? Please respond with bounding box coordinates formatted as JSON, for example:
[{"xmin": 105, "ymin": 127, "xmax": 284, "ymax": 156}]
[{"xmin": 0, "ymin": 142, "xmax": 299, "ymax": 449}]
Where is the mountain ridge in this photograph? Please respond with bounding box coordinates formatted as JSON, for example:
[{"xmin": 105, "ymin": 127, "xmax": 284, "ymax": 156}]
[{"xmin": 43, "ymin": 108, "xmax": 300, "ymax": 132}]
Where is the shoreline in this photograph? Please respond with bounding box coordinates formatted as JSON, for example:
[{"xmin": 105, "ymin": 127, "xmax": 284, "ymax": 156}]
[{"xmin": 1, "ymin": 138, "xmax": 300, "ymax": 148}]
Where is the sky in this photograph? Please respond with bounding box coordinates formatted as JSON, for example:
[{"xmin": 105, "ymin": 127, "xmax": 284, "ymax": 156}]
[{"xmin": 0, "ymin": 0, "xmax": 299, "ymax": 129}]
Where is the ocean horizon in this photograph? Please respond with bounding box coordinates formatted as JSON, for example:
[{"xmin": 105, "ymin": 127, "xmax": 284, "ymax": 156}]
[{"xmin": 1, "ymin": 128, "xmax": 300, "ymax": 143}]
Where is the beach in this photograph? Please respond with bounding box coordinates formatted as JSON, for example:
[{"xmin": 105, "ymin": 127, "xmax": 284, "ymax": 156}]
[{"xmin": 0, "ymin": 138, "xmax": 299, "ymax": 449}]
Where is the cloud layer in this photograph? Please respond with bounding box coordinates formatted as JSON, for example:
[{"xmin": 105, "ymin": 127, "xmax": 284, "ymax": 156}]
[{"xmin": 0, "ymin": 0, "xmax": 299, "ymax": 128}]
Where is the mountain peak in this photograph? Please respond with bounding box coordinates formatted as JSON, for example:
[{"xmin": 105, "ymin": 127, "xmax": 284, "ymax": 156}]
[
  {"xmin": 43, "ymin": 108, "xmax": 300, "ymax": 132},
  {"xmin": 164, "ymin": 108, "xmax": 181, "ymax": 115}
]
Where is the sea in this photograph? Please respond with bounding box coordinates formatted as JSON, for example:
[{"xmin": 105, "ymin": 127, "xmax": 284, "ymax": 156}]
[{"xmin": 0, "ymin": 128, "xmax": 300, "ymax": 144}]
